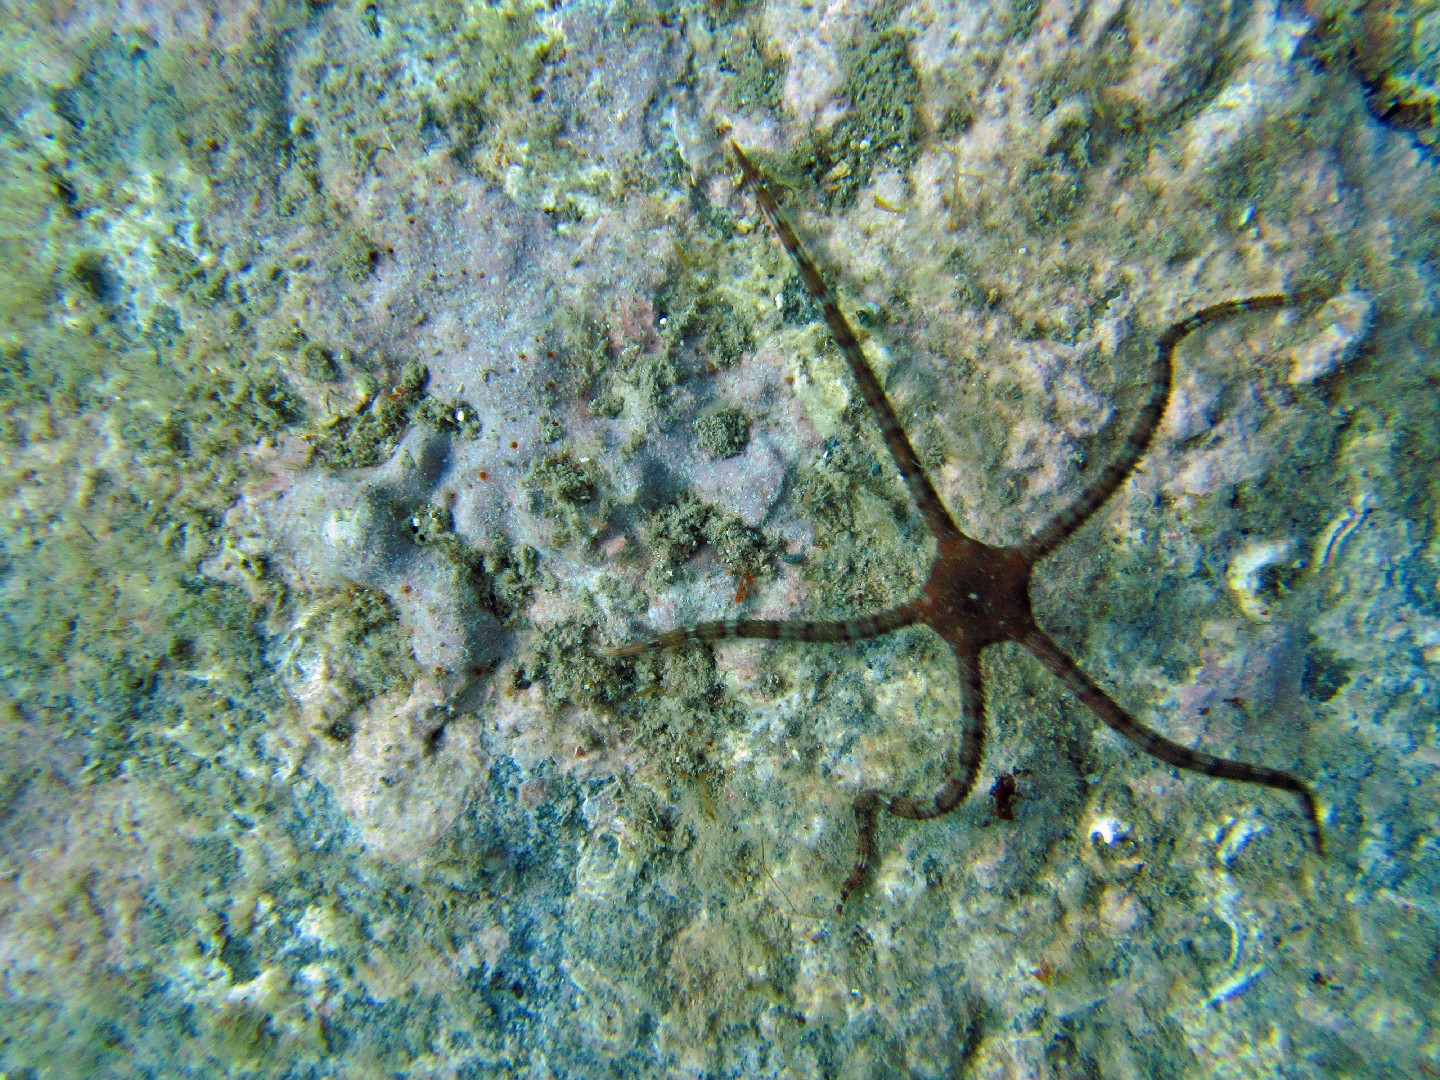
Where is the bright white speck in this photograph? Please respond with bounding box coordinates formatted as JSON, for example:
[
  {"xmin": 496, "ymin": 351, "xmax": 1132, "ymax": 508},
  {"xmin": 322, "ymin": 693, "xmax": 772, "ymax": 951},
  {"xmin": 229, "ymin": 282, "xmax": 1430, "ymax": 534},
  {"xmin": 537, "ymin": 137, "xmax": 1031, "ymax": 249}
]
[{"xmin": 1088, "ymin": 816, "xmax": 1129, "ymax": 845}]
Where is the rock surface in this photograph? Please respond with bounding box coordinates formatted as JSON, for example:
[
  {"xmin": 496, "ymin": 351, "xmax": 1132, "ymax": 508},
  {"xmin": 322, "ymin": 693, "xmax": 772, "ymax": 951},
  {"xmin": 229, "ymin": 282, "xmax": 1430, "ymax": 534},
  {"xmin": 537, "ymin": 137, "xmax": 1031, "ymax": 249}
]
[{"xmin": 1, "ymin": 0, "xmax": 1438, "ymax": 1076}]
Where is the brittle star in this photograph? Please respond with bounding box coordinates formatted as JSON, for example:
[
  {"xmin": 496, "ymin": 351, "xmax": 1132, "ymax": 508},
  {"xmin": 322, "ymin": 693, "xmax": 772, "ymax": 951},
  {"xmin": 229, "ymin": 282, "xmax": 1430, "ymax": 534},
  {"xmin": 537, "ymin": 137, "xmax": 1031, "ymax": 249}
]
[{"xmin": 611, "ymin": 142, "xmax": 1325, "ymax": 912}]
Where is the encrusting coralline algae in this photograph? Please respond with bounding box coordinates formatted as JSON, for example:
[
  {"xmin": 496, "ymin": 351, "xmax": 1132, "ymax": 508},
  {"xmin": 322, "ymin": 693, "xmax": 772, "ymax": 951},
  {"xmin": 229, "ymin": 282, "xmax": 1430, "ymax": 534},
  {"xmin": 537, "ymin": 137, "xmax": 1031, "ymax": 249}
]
[{"xmin": 0, "ymin": 0, "xmax": 1437, "ymax": 1076}]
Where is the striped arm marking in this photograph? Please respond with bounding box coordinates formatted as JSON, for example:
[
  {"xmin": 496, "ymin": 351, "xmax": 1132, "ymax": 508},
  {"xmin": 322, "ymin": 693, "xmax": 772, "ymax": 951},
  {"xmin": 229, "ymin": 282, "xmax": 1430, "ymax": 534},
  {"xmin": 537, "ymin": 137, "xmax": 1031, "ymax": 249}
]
[
  {"xmin": 1022, "ymin": 294, "xmax": 1293, "ymax": 563},
  {"xmin": 1023, "ymin": 629, "xmax": 1324, "ymax": 856},
  {"xmin": 608, "ymin": 606, "xmax": 919, "ymax": 658},
  {"xmin": 730, "ymin": 142, "xmax": 960, "ymax": 544},
  {"xmin": 839, "ymin": 647, "xmax": 988, "ymax": 911}
]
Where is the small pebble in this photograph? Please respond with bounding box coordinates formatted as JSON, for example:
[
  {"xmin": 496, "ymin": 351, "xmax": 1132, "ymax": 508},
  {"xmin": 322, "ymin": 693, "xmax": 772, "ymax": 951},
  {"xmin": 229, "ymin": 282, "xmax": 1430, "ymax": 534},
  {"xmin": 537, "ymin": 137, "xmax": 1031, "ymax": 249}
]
[{"xmin": 1288, "ymin": 291, "xmax": 1374, "ymax": 385}]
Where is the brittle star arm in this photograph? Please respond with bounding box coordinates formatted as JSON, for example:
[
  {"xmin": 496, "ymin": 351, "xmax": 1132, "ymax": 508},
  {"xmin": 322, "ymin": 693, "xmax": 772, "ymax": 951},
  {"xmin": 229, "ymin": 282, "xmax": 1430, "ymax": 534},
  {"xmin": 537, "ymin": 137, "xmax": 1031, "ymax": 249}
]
[
  {"xmin": 1020, "ymin": 295, "xmax": 1292, "ymax": 563},
  {"xmin": 730, "ymin": 141, "xmax": 960, "ymax": 544},
  {"xmin": 839, "ymin": 646, "xmax": 988, "ymax": 911},
  {"xmin": 1021, "ymin": 628, "xmax": 1325, "ymax": 855},
  {"xmin": 607, "ymin": 605, "xmax": 919, "ymax": 657}
]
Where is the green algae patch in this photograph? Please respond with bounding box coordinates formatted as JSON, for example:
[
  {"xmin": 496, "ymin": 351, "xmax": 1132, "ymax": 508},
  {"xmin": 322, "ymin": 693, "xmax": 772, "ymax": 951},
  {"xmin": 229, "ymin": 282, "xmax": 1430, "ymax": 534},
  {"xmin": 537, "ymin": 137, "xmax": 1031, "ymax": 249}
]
[
  {"xmin": 626, "ymin": 646, "xmax": 736, "ymax": 777},
  {"xmin": 525, "ymin": 609, "xmax": 634, "ymax": 713},
  {"xmin": 701, "ymin": 512, "xmax": 770, "ymax": 580},
  {"xmin": 412, "ymin": 394, "xmax": 482, "ymax": 440},
  {"xmin": 151, "ymin": 238, "xmax": 233, "ymax": 308},
  {"xmin": 522, "ymin": 602, "xmax": 737, "ymax": 780},
  {"xmin": 526, "ymin": 446, "xmax": 611, "ymax": 547},
  {"xmin": 1014, "ymin": 105, "xmax": 1092, "ymax": 234},
  {"xmin": 655, "ymin": 262, "xmax": 755, "ymax": 369},
  {"xmin": 423, "ymin": 0, "xmax": 565, "ymax": 191},
  {"xmin": 717, "ymin": 24, "xmax": 787, "ymax": 115},
  {"xmin": 550, "ymin": 306, "xmax": 617, "ymax": 410},
  {"xmin": 481, "ymin": 536, "xmax": 544, "ymax": 622},
  {"xmin": 332, "ymin": 227, "xmax": 380, "ymax": 283},
  {"xmin": 409, "ymin": 500, "xmax": 543, "ymax": 624},
  {"xmin": 589, "ymin": 345, "xmax": 682, "ymax": 426},
  {"xmin": 641, "ymin": 494, "xmax": 712, "ymax": 585},
  {"xmin": 282, "ymin": 585, "xmax": 419, "ymax": 744},
  {"xmin": 555, "ymin": 262, "xmax": 758, "ymax": 437},
  {"xmin": 311, "ymin": 363, "xmax": 480, "ymax": 469},
  {"xmin": 792, "ymin": 435, "xmax": 930, "ymax": 613},
  {"xmin": 0, "ymin": 28, "xmax": 359, "ymax": 824},
  {"xmin": 529, "ymin": 448, "xmax": 599, "ymax": 507},
  {"xmin": 640, "ymin": 492, "xmax": 772, "ymax": 590},
  {"xmin": 311, "ymin": 363, "xmax": 429, "ymax": 468},
  {"xmin": 803, "ymin": 16, "xmax": 922, "ymax": 208},
  {"xmin": 694, "ymin": 406, "xmax": 750, "ymax": 459}
]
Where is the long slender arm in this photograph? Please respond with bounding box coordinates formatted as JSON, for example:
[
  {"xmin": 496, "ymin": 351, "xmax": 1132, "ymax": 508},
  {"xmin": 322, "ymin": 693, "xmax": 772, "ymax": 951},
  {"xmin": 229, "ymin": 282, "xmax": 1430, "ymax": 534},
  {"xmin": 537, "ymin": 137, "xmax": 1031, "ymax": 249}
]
[
  {"xmin": 731, "ymin": 141, "xmax": 960, "ymax": 543},
  {"xmin": 1022, "ymin": 629, "xmax": 1324, "ymax": 855},
  {"xmin": 608, "ymin": 606, "xmax": 919, "ymax": 657},
  {"xmin": 1021, "ymin": 295, "xmax": 1292, "ymax": 563},
  {"xmin": 840, "ymin": 647, "xmax": 988, "ymax": 911}
]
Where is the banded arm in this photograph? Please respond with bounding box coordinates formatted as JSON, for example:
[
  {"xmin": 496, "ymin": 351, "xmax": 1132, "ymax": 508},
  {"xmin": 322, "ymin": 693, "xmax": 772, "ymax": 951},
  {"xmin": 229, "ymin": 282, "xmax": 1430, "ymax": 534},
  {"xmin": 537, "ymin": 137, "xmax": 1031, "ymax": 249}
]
[
  {"xmin": 608, "ymin": 605, "xmax": 919, "ymax": 657},
  {"xmin": 839, "ymin": 646, "xmax": 988, "ymax": 910},
  {"xmin": 1021, "ymin": 295, "xmax": 1293, "ymax": 563},
  {"xmin": 731, "ymin": 141, "xmax": 961, "ymax": 544},
  {"xmin": 1022, "ymin": 628, "xmax": 1324, "ymax": 855}
]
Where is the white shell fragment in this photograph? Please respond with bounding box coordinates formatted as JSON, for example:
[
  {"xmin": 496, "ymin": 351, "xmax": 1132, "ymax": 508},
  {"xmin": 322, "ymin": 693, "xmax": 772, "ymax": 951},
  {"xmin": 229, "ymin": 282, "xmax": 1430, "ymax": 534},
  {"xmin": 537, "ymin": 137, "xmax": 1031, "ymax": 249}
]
[
  {"xmin": 1288, "ymin": 290, "xmax": 1375, "ymax": 385},
  {"xmin": 1226, "ymin": 539, "xmax": 1294, "ymax": 622},
  {"xmin": 1088, "ymin": 816, "xmax": 1131, "ymax": 846},
  {"xmin": 1216, "ymin": 816, "xmax": 1267, "ymax": 865}
]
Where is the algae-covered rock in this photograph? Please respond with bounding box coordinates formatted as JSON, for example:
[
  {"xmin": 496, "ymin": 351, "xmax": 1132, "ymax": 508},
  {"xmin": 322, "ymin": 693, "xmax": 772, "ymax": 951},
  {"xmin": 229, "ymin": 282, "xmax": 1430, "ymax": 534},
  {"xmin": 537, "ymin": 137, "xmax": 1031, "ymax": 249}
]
[{"xmin": 3, "ymin": 0, "xmax": 1438, "ymax": 1075}]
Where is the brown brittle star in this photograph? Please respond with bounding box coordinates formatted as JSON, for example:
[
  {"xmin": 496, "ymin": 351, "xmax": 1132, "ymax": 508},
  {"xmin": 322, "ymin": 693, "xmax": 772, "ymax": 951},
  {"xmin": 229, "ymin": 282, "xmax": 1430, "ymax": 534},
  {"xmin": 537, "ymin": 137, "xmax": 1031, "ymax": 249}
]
[{"xmin": 611, "ymin": 142, "xmax": 1325, "ymax": 912}]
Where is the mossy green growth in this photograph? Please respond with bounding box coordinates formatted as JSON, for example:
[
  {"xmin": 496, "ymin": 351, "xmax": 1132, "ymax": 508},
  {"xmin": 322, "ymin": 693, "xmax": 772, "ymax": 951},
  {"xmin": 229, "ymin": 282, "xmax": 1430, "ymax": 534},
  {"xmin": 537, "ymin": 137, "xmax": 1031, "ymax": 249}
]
[
  {"xmin": 152, "ymin": 238, "xmax": 231, "ymax": 307},
  {"xmin": 333, "ymin": 228, "xmax": 380, "ymax": 283},
  {"xmin": 599, "ymin": 345, "xmax": 681, "ymax": 424},
  {"xmin": 312, "ymin": 364, "xmax": 481, "ymax": 470},
  {"xmin": 426, "ymin": 0, "xmax": 563, "ymax": 183},
  {"xmin": 0, "ymin": 445, "xmax": 280, "ymax": 786},
  {"xmin": 694, "ymin": 407, "xmax": 750, "ymax": 459},
  {"xmin": 413, "ymin": 395, "xmax": 483, "ymax": 440},
  {"xmin": 523, "ymin": 602, "xmax": 735, "ymax": 778},
  {"xmin": 792, "ymin": 434, "xmax": 929, "ymax": 612},
  {"xmin": 180, "ymin": 361, "xmax": 306, "ymax": 454},
  {"xmin": 481, "ymin": 537, "xmax": 544, "ymax": 621},
  {"xmin": 51, "ymin": 30, "xmax": 297, "ymax": 205},
  {"xmin": 655, "ymin": 262, "xmax": 754, "ymax": 369},
  {"xmin": 299, "ymin": 341, "xmax": 342, "ymax": 382},
  {"xmin": 526, "ymin": 446, "xmax": 609, "ymax": 546},
  {"xmin": 1016, "ymin": 108, "xmax": 1091, "ymax": 233},
  {"xmin": 640, "ymin": 492, "xmax": 771, "ymax": 590},
  {"xmin": 549, "ymin": 306, "xmax": 623, "ymax": 416},
  {"xmin": 691, "ymin": 295, "xmax": 753, "ymax": 367},
  {"xmin": 702, "ymin": 514, "xmax": 769, "ymax": 580},
  {"xmin": 284, "ymin": 586, "xmax": 419, "ymax": 743},
  {"xmin": 718, "ymin": 25, "xmax": 787, "ymax": 114},
  {"xmin": 626, "ymin": 647, "xmax": 735, "ymax": 777},
  {"xmin": 529, "ymin": 448, "xmax": 598, "ymax": 506},
  {"xmin": 641, "ymin": 494, "xmax": 711, "ymax": 584},
  {"xmin": 311, "ymin": 363, "xmax": 428, "ymax": 468},
  {"xmin": 779, "ymin": 271, "xmax": 823, "ymax": 326},
  {"xmin": 407, "ymin": 500, "xmax": 542, "ymax": 622},
  {"xmin": 524, "ymin": 607, "xmax": 632, "ymax": 712},
  {"xmin": 805, "ymin": 19, "xmax": 922, "ymax": 207}
]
